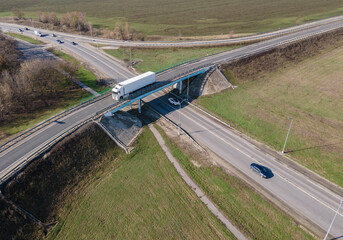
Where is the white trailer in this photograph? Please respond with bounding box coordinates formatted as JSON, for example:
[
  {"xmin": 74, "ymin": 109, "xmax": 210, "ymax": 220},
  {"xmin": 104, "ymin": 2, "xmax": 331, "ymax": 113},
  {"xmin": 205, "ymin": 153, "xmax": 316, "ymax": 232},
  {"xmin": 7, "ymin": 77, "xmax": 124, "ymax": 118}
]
[
  {"xmin": 34, "ymin": 31, "xmax": 42, "ymax": 37},
  {"xmin": 112, "ymin": 71, "xmax": 156, "ymax": 100}
]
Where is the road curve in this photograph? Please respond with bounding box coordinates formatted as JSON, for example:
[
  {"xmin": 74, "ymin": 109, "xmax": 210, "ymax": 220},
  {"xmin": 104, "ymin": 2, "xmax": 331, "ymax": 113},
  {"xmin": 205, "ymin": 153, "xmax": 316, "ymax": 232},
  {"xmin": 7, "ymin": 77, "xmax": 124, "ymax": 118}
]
[
  {"xmin": 1, "ymin": 14, "xmax": 343, "ymax": 47},
  {"xmin": 0, "ymin": 17, "xmax": 343, "ymax": 238}
]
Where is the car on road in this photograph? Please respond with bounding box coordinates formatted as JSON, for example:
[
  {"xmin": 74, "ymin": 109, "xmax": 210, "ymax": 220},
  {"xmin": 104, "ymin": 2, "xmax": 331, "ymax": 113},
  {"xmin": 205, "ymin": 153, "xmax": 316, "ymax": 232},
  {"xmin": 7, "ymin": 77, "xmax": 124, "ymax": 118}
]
[
  {"xmin": 18, "ymin": 28, "xmax": 23, "ymax": 32},
  {"xmin": 51, "ymin": 33, "xmax": 56, "ymax": 37},
  {"xmin": 71, "ymin": 41, "xmax": 77, "ymax": 45},
  {"xmin": 168, "ymin": 98, "xmax": 181, "ymax": 106},
  {"xmin": 57, "ymin": 39, "xmax": 64, "ymax": 44},
  {"xmin": 25, "ymin": 27, "xmax": 29, "ymax": 30},
  {"xmin": 250, "ymin": 163, "xmax": 274, "ymax": 179}
]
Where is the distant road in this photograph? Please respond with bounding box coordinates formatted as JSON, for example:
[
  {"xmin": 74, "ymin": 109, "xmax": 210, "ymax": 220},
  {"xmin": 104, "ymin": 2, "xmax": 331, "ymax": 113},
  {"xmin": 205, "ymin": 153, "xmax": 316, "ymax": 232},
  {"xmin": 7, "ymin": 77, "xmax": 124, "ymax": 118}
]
[
  {"xmin": 2, "ymin": 14, "xmax": 343, "ymax": 47},
  {"xmin": 1, "ymin": 17, "xmax": 343, "ymax": 237}
]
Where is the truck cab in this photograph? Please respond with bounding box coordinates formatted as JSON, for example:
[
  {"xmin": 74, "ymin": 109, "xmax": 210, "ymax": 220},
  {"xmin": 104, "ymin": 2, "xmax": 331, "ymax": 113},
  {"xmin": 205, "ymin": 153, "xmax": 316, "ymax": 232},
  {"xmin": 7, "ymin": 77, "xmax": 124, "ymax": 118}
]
[{"xmin": 112, "ymin": 84, "xmax": 124, "ymax": 100}]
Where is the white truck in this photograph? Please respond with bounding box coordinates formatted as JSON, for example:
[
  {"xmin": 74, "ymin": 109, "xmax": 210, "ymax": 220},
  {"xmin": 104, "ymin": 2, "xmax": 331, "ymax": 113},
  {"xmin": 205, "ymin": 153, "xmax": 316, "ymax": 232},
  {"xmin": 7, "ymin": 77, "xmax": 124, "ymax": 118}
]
[
  {"xmin": 112, "ymin": 71, "xmax": 156, "ymax": 100},
  {"xmin": 34, "ymin": 31, "xmax": 42, "ymax": 37}
]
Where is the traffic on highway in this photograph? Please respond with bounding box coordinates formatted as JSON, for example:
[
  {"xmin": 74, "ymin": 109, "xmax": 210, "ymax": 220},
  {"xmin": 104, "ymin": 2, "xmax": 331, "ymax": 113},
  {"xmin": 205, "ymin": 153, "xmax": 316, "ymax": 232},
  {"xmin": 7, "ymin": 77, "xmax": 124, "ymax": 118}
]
[{"xmin": 1, "ymin": 16, "xmax": 343, "ymax": 237}]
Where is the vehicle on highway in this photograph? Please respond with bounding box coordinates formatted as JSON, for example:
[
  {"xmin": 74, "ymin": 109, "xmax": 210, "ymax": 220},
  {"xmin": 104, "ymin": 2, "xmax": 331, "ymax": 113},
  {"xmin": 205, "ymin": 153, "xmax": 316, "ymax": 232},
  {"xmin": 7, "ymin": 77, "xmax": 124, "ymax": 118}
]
[
  {"xmin": 71, "ymin": 41, "xmax": 77, "ymax": 45},
  {"xmin": 250, "ymin": 163, "xmax": 274, "ymax": 179},
  {"xmin": 57, "ymin": 39, "xmax": 64, "ymax": 44},
  {"xmin": 112, "ymin": 71, "xmax": 156, "ymax": 100},
  {"xmin": 18, "ymin": 28, "xmax": 23, "ymax": 32},
  {"xmin": 51, "ymin": 33, "xmax": 56, "ymax": 37},
  {"xmin": 25, "ymin": 27, "xmax": 29, "ymax": 30},
  {"xmin": 168, "ymin": 98, "xmax": 181, "ymax": 106},
  {"xmin": 34, "ymin": 30, "xmax": 42, "ymax": 37}
]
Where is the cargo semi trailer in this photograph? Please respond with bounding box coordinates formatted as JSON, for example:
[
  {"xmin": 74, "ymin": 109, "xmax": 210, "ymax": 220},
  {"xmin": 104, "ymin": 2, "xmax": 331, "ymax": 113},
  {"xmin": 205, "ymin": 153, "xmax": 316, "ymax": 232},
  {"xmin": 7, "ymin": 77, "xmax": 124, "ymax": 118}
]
[{"xmin": 112, "ymin": 71, "xmax": 156, "ymax": 100}]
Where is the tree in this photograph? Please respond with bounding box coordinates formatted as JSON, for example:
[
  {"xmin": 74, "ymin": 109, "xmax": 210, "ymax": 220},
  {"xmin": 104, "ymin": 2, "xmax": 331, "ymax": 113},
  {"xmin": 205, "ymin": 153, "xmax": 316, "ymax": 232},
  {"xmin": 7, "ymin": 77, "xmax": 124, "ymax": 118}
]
[
  {"xmin": 12, "ymin": 8, "xmax": 24, "ymax": 20},
  {"xmin": 48, "ymin": 12, "xmax": 59, "ymax": 26},
  {"xmin": 114, "ymin": 21, "xmax": 124, "ymax": 40}
]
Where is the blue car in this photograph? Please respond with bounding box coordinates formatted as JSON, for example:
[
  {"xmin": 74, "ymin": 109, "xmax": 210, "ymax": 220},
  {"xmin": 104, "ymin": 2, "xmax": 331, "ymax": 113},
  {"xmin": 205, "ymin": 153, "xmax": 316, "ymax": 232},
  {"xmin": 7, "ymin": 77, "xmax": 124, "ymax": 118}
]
[{"xmin": 250, "ymin": 163, "xmax": 274, "ymax": 179}]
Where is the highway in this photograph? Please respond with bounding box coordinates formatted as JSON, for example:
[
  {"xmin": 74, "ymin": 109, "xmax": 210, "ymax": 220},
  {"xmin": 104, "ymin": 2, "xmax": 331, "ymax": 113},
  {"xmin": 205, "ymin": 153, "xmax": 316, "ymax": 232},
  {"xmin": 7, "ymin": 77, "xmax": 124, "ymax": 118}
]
[
  {"xmin": 1, "ymin": 17, "xmax": 343, "ymax": 237},
  {"xmin": 146, "ymin": 91, "xmax": 343, "ymax": 237},
  {"xmin": 2, "ymin": 14, "xmax": 343, "ymax": 47}
]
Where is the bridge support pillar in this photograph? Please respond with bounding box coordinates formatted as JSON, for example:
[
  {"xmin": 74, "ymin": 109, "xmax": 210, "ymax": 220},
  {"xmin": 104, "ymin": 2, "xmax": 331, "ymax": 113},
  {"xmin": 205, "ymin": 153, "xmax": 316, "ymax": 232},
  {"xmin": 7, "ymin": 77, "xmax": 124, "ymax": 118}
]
[
  {"xmin": 138, "ymin": 99, "xmax": 142, "ymax": 114},
  {"xmin": 179, "ymin": 80, "xmax": 182, "ymax": 94}
]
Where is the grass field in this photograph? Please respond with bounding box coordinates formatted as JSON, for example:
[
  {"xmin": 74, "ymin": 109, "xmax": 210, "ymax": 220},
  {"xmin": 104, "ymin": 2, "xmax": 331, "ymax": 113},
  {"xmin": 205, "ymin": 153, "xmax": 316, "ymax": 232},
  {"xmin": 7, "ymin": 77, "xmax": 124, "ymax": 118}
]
[
  {"xmin": 155, "ymin": 125, "xmax": 314, "ymax": 239},
  {"xmin": 197, "ymin": 44, "xmax": 343, "ymax": 186},
  {"xmin": 3, "ymin": 124, "xmax": 235, "ymax": 239},
  {"xmin": 49, "ymin": 49, "xmax": 103, "ymax": 92},
  {"xmin": 1, "ymin": 0, "xmax": 343, "ymax": 36},
  {"xmin": 48, "ymin": 127, "xmax": 234, "ymax": 239},
  {"xmin": 6, "ymin": 32, "xmax": 42, "ymax": 44},
  {"xmin": 104, "ymin": 46, "xmax": 237, "ymax": 73}
]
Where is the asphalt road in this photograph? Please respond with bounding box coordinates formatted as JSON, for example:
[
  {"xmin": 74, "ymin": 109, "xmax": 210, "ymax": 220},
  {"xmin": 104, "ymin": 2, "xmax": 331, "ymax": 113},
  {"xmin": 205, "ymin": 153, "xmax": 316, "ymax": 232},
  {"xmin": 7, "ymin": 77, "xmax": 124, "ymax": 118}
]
[
  {"xmin": 1, "ymin": 18, "xmax": 343, "ymax": 237},
  {"xmin": 2, "ymin": 14, "xmax": 343, "ymax": 47},
  {"xmin": 146, "ymin": 91, "xmax": 343, "ymax": 237}
]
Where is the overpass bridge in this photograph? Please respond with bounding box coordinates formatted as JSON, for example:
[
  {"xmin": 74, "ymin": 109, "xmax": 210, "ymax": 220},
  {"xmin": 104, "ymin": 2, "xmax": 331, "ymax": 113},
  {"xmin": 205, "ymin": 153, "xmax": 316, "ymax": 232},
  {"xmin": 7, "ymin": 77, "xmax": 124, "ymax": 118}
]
[
  {"xmin": 97, "ymin": 67, "xmax": 210, "ymax": 116},
  {"xmin": 0, "ymin": 66, "xmax": 210, "ymax": 185}
]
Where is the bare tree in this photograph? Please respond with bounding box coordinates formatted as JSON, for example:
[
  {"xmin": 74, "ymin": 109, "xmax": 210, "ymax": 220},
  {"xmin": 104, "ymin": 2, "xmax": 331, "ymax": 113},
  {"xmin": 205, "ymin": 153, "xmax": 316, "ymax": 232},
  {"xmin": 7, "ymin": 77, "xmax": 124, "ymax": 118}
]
[
  {"xmin": 48, "ymin": 12, "xmax": 59, "ymax": 26},
  {"xmin": 114, "ymin": 21, "xmax": 124, "ymax": 40},
  {"xmin": 12, "ymin": 8, "xmax": 24, "ymax": 20},
  {"xmin": 61, "ymin": 12, "xmax": 88, "ymax": 31}
]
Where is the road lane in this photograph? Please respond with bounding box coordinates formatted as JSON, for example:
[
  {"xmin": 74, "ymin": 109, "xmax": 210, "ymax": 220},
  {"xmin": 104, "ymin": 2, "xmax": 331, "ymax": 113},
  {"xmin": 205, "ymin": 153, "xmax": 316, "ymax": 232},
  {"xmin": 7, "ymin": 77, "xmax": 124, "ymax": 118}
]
[
  {"xmin": 145, "ymin": 92, "xmax": 343, "ymax": 237},
  {"xmin": 2, "ymin": 14, "xmax": 343, "ymax": 47}
]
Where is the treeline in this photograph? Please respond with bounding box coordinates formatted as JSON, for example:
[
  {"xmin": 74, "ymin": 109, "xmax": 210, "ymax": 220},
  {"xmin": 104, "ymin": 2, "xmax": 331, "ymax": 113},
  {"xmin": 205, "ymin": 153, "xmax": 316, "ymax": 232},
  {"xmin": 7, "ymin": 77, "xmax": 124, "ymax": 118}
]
[
  {"xmin": 37, "ymin": 11, "xmax": 143, "ymax": 40},
  {"xmin": 0, "ymin": 31, "xmax": 77, "ymax": 122},
  {"xmin": 37, "ymin": 11, "xmax": 90, "ymax": 31},
  {"xmin": 13, "ymin": 9, "xmax": 144, "ymax": 40}
]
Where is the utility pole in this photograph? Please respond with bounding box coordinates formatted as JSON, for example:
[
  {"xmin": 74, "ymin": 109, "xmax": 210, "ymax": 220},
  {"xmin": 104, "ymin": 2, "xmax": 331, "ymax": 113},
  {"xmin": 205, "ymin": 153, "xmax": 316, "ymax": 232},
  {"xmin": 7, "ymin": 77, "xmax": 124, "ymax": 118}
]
[
  {"xmin": 282, "ymin": 118, "xmax": 293, "ymax": 154},
  {"xmin": 324, "ymin": 200, "xmax": 343, "ymax": 240},
  {"xmin": 178, "ymin": 99, "xmax": 187, "ymax": 136}
]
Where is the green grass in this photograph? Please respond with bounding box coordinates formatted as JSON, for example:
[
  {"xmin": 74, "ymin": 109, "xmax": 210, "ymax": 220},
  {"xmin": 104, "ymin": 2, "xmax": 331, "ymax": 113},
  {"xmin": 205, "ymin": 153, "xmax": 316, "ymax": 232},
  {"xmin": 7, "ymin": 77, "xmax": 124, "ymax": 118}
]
[
  {"xmin": 197, "ymin": 45, "xmax": 343, "ymax": 186},
  {"xmin": 105, "ymin": 46, "xmax": 237, "ymax": 73},
  {"xmin": 155, "ymin": 124, "xmax": 315, "ymax": 240},
  {"xmin": 46, "ymin": 127, "xmax": 234, "ymax": 239},
  {"xmin": 1, "ymin": 1, "xmax": 343, "ymax": 36},
  {"xmin": 6, "ymin": 32, "xmax": 42, "ymax": 44},
  {"xmin": 49, "ymin": 49, "xmax": 103, "ymax": 92}
]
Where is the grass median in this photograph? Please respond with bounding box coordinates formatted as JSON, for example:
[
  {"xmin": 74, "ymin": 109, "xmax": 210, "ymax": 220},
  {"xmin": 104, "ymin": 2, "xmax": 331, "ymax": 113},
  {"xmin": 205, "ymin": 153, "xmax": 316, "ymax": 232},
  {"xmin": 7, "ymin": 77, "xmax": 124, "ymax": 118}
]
[
  {"xmin": 49, "ymin": 49, "xmax": 104, "ymax": 92},
  {"xmin": 6, "ymin": 32, "xmax": 43, "ymax": 44},
  {"xmin": 104, "ymin": 46, "xmax": 238, "ymax": 73}
]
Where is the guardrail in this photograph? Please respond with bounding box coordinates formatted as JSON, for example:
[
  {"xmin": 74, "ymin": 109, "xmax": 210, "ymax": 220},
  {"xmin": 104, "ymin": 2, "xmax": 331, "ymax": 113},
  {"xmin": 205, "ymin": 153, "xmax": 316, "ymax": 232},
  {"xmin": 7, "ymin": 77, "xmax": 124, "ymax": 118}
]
[
  {"xmin": 0, "ymin": 118, "xmax": 92, "ymax": 186},
  {"xmin": 0, "ymin": 90, "xmax": 111, "ymax": 155},
  {"xmin": 0, "ymin": 95, "xmax": 125, "ymax": 186}
]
